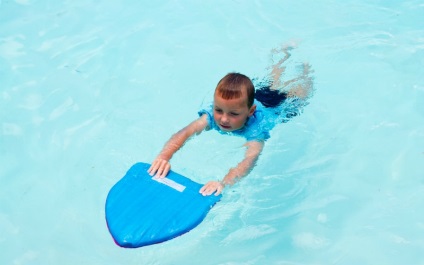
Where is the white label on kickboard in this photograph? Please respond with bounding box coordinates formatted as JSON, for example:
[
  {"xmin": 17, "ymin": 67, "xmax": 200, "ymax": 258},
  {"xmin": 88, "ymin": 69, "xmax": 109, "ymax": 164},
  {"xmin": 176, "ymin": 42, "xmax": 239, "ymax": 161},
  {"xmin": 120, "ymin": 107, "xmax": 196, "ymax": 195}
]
[{"xmin": 152, "ymin": 177, "xmax": 186, "ymax": 192}]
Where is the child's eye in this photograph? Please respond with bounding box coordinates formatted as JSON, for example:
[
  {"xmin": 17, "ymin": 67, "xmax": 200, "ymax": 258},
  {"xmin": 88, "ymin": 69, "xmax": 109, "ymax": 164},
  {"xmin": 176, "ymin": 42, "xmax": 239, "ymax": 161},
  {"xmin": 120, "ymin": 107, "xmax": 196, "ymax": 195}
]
[
  {"xmin": 230, "ymin": 112, "xmax": 239, "ymax": 116},
  {"xmin": 214, "ymin": 108, "xmax": 223, "ymax": 113}
]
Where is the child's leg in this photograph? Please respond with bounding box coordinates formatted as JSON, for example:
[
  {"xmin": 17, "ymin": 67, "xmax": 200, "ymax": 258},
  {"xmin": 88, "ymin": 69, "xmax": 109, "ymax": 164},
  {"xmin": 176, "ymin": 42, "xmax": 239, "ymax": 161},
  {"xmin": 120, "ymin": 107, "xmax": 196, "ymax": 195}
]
[
  {"xmin": 269, "ymin": 44, "xmax": 295, "ymax": 90},
  {"xmin": 268, "ymin": 44, "xmax": 314, "ymax": 100},
  {"xmin": 285, "ymin": 62, "xmax": 314, "ymax": 100}
]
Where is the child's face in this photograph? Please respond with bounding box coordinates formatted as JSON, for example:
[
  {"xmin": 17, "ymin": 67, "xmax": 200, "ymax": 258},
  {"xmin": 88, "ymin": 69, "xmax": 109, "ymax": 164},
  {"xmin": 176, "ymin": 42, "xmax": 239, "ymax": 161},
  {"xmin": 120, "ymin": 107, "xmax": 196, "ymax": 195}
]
[{"xmin": 213, "ymin": 92, "xmax": 256, "ymax": 132}]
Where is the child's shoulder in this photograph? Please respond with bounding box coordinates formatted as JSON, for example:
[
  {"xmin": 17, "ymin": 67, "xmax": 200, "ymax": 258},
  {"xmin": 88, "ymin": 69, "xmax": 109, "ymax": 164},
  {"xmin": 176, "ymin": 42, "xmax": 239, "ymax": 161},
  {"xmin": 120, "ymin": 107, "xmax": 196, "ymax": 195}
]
[{"xmin": 243, "ymin": 102, "xmax": 273, "ymax": 141}]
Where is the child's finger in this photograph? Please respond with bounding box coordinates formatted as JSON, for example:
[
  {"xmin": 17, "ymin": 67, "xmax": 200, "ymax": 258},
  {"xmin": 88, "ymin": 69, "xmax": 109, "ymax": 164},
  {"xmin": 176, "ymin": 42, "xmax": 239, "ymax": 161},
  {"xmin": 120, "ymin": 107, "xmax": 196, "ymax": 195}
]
[
  {"xmin": 156, "ymin": 160, "xmax": 170, "ymax": 178},
  {"xmin": 148, "ymin": 161, "xmax": 159, "ymax": 176},
  {"xmin": 200, "ymin": 182, "xmax": 222, "ymax": 196},
  {"xmin": 199, "ymin": 185, "xmax": 206, "ymax": 194},
  {"xmin": 199, "ymin": 186, "xmax": 208, "ymax": 196},
  {"xmin": 163, "ymin": 163, "xmax": 171, "ymax": 176},
  {"xmin": 157, "ymin": 166, "xmax": 166, "ymax": 178},
  {"xmin": 214, "ymin": 186, "xmax": 222, "ymax": 196},
  {"xmin": 147, "ymin": 165, "xmax": 156, "ymax": 176},
  {"xmin": 148, "ymin": 159, "xmax": 170, "ymax": 177}
]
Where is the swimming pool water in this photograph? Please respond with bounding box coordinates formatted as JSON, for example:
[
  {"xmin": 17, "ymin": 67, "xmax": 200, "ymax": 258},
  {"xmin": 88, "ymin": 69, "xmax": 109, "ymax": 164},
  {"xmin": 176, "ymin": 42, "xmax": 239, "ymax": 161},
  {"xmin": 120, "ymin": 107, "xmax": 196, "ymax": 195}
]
[{"xmin": 1, "ymin": 1, "xmax": 423, "ymax": 264}]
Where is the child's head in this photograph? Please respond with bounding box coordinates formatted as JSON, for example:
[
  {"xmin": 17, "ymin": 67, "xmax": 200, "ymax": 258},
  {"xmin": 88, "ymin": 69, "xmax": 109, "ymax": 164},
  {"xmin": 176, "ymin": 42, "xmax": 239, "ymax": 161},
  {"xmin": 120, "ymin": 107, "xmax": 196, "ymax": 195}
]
[
  {"xmin": 213, "ymin": 73, "xmax": 256, "ymax": 132},
  {"xmin": 215, "ymin": 73, "xmax": 255, "ymax": 108}
]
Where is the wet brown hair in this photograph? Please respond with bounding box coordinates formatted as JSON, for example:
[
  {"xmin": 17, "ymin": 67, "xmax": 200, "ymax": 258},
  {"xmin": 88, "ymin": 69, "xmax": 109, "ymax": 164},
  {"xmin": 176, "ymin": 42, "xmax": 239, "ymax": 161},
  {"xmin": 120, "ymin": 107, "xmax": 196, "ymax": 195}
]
[{"xmin": 215, "ymin": 73, "xmax": 255, "ymax": 108}]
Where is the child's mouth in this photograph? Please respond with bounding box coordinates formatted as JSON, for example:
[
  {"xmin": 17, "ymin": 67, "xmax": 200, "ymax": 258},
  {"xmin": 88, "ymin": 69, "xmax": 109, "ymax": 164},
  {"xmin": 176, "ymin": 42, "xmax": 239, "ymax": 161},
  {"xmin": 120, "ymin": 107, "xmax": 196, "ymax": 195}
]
[{"xmin": 220, "ymin": 124, "xmax": 231, "ymax": 130}]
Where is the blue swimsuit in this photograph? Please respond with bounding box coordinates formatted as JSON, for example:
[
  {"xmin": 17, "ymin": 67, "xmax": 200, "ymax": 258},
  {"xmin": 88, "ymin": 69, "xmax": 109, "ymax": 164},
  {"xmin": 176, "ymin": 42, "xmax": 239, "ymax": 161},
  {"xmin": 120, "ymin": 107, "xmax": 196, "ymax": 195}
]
[{"xmin": 198, "ymin": 100, "xmax": 280, "ymax": 142}]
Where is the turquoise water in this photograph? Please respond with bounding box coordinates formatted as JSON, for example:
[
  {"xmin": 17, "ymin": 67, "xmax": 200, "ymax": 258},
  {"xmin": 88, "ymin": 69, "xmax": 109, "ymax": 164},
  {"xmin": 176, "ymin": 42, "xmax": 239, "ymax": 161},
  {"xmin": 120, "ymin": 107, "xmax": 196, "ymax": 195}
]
[{"xmin": 1, "ymin": 1, "xmax": 424, "ymax": 264}]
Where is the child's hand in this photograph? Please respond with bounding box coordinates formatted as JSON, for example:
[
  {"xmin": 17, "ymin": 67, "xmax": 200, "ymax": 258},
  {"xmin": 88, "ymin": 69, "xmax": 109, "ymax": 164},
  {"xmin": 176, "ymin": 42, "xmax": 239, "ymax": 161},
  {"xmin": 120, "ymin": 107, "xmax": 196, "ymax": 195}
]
[
  {"xmin": 199, "ymin": 181, "xmax": 224, "ymax": 196},
  {"xmin": 148, "ymin": 158, "xmax": 170, "ymax": 178}
]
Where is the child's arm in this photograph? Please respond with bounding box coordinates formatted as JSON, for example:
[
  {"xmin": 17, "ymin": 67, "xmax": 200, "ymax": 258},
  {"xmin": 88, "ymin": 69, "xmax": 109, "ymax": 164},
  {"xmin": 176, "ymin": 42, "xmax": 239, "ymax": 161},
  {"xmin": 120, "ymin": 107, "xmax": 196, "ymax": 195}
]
[
  {"xmin": 199, "ymin": 140, "xmax": 264, "ymax": 196},
  {"xmin": 148, "ymin": 114, "xmax": 208, "ymax": 178}
]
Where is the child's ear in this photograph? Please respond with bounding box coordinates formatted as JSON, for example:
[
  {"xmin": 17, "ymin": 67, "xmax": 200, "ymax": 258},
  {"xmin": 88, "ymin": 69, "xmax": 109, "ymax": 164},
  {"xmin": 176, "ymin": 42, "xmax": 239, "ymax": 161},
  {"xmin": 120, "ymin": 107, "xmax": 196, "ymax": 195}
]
[{"xmin": 248, "ymin": 104, "xmax": 256, "ymax": 117}]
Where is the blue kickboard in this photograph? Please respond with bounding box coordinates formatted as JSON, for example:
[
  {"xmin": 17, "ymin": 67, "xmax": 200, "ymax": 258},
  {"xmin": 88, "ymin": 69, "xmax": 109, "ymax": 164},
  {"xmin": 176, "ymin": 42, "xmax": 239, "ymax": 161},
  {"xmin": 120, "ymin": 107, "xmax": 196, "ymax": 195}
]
[{"xmin": 105, "ymin": 162, "xmax": 221, "ymax": 248}]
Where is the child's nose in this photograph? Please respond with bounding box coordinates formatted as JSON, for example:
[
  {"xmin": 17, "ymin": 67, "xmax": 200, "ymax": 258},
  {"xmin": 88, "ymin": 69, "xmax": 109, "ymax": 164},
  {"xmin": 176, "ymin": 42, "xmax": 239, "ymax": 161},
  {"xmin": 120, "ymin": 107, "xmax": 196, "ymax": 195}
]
[{"xmin": 221, "ymin": 114, "xmax": 229, "ymax": 123}]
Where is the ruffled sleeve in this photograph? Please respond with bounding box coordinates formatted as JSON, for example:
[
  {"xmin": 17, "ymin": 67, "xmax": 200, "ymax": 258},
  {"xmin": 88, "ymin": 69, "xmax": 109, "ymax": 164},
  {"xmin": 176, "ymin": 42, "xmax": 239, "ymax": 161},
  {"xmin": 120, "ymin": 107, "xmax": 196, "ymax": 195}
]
[
  {"xmin": 197, "ymin": 104, "xmax": 214, "ymax": 131},
  {"xmin": 242, "ymin": 108, "xmax": 271, "ymax": 142}
]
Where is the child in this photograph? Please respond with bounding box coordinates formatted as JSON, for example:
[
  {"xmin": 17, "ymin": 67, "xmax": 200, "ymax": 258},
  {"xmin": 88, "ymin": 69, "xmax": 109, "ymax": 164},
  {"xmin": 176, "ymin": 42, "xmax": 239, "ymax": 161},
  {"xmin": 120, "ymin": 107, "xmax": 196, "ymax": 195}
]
[{"xmin": 148, "ymin": 46, "xmax": 313, "ymax": 196}]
